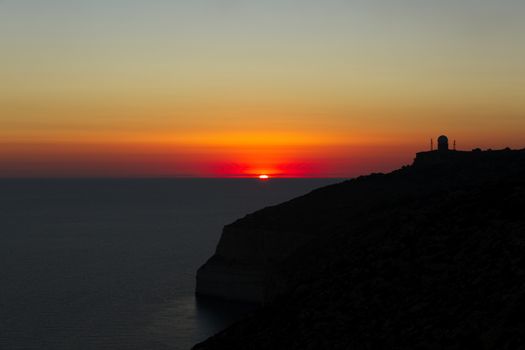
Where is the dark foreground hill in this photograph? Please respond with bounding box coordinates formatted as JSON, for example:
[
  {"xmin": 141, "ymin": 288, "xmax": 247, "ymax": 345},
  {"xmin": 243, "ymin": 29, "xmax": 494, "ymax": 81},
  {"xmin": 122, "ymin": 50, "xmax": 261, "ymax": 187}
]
[{"xmin": 194, "ymin": 148, "xmax": 525, "ymax": 349}]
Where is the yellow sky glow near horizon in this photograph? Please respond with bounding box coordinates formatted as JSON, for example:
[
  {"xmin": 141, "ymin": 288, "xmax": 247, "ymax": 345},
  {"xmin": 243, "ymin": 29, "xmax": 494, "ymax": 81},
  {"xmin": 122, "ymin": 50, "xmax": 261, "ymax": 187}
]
[{"xmin": 1, "ymin": 0, "xmax": 524, "ymax": 177}]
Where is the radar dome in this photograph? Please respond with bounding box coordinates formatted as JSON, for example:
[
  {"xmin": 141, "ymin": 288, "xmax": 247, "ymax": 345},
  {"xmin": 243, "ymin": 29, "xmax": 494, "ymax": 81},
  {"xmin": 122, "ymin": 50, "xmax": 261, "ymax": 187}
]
[{"xmin": 437, "ymin": 135, "xmax": 449, "ymax": 151}]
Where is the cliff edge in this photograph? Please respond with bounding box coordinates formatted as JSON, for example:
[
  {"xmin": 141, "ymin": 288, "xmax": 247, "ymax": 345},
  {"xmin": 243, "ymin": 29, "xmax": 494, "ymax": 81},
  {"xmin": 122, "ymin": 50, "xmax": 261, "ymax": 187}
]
[{"xmin": 195, "ymin": 148, "xmax": 525, "ymax": 349}]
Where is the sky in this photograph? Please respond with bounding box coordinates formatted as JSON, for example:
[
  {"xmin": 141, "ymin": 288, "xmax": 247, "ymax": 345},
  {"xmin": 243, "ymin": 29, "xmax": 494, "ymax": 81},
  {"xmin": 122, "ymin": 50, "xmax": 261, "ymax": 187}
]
[{"xmin": 1, "ymin": 0, "xmax": 524, "ymax": 177}]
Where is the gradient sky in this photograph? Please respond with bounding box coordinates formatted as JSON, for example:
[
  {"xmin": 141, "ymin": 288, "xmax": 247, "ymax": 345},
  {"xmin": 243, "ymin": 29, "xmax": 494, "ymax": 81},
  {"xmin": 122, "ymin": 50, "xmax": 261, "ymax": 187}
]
[{"xmin": 1, "ymin": 0, "xmax": 524, "ymax": 177}]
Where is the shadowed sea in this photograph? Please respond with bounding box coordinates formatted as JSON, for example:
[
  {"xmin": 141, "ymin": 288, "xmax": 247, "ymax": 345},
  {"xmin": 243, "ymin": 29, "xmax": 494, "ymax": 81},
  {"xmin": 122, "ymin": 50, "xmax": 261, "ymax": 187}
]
[{"xmin": 0, "ymin": 178, "xmax": 341, "ymax": 350}]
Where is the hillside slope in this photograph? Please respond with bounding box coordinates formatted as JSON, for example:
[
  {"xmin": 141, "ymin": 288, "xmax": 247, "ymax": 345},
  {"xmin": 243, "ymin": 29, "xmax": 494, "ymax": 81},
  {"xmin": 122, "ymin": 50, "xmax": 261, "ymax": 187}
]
[{"xmin": 195, "ymin": 149, "xmax": 525, "ymax": 349}]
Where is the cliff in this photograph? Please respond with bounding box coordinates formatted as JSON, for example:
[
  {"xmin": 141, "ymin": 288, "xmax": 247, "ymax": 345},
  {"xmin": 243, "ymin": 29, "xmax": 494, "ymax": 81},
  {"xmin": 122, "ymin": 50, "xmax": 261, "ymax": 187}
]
[{"xmin": 195, "ymin": 148, "xmax": 525, "ymax": 349}]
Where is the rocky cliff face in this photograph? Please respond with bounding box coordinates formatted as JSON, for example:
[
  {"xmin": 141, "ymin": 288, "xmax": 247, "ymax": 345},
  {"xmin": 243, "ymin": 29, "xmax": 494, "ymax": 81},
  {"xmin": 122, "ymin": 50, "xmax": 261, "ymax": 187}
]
[
  {"xmin": 196, "ymin": 226, "xmax": 312, "ymax": 302},
  {"xmin": 194, "ymin": 148, "xmax": 525, "ymax": 349}
]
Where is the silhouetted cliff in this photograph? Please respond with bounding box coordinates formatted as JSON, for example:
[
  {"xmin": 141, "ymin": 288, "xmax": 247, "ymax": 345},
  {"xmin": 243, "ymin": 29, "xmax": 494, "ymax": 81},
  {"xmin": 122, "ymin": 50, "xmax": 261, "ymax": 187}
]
[{"xmin": 195, "ymin": 148, "xmax": 525, "ymax": 349}]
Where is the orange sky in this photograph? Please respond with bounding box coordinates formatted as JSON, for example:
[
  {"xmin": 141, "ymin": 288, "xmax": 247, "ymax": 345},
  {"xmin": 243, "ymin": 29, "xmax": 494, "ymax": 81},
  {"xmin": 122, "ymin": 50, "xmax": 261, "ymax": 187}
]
[{"xmin": 1, "ymin": 1, "xmax": 524, "ymax": 178}]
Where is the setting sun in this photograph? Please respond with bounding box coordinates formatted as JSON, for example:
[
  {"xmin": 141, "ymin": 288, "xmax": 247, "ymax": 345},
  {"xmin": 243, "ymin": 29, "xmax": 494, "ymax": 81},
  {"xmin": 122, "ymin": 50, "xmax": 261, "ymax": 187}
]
[{"xmin": 258, "ymin": 175, "xmax": 270, "ymax": 180}]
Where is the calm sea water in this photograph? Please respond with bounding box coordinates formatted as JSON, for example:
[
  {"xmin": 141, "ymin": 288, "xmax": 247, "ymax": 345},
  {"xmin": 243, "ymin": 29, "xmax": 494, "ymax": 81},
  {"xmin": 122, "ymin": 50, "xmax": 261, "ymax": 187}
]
[{"xmin": 0, "ymin": 178, "xmax": 341, "ymax": 350}]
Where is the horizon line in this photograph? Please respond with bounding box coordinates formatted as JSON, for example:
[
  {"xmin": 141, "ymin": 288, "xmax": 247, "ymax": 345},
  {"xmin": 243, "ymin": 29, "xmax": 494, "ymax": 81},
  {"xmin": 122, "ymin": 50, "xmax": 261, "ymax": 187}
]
[{"xmin": 0, "ymin": 176, "xmax": 349, "ymax": 180}]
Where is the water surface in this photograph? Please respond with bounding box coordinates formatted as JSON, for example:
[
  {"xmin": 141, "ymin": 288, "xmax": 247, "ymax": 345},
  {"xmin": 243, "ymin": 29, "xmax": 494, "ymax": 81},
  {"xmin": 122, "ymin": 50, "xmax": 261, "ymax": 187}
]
[{"xmin": 0, "ymin": 178, "xmax": 341, "ymax": 349}]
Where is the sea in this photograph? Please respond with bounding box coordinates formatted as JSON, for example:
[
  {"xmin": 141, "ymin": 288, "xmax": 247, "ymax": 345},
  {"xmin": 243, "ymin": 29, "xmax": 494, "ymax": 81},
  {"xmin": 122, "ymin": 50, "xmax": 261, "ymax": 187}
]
[{"xmin": 0, "ymin": 178, "xmax": 341, "ymax": 350}]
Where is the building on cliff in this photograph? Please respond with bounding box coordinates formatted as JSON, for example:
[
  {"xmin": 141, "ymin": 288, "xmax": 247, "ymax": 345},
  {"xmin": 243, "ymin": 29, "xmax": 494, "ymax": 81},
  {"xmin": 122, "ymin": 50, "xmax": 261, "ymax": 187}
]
[{"xmin": 416, "ymin": 135, "xmax": 458, "ymax": 165}]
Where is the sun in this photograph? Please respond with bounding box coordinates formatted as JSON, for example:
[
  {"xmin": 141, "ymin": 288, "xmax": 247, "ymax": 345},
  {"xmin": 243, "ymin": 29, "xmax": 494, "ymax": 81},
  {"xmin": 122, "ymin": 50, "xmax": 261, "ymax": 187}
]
[{"xmin": 258, "ymin": 174, "xmax": 270, "ymax": 180}]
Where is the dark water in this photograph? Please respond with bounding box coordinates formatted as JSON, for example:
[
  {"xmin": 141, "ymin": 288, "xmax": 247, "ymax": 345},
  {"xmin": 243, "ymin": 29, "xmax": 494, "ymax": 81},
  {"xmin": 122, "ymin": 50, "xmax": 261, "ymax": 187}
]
[{"xmin": 0, "ymin": 178, "xmax": 341, "ymax": 350}]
